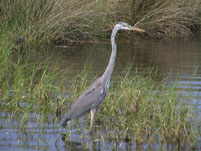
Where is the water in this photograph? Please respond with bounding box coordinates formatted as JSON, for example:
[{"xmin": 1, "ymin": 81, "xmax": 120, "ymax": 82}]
[{"xmin": 1, "ymin": 37, "xmax": 201, "ymax": 150}]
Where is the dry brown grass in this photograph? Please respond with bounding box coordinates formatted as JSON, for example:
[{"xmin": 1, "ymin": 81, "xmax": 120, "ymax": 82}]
[
  {"xmin": 0, "ymin": 0, "xmax": 200, "ymax": 44},
  {"xmin": 118, "ymin": 0, "xmax": 201, "ymax": 38},
  {"xmin": 0, "ymin": 0, "xmax": 115, "ymax": 44}
]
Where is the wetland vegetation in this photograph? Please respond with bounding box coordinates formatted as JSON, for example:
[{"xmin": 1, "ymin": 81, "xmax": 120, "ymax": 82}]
[
  {"xmin": 0, "ymin": 0, "xmax": 201, "ymax": 150},
  {"xmin": 0, "ymin": 0, "xmax": 200, "ymax": 45}
]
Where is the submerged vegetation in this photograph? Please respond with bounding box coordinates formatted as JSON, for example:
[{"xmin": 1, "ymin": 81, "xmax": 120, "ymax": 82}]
[{"xmin": 0, "ymin": 0, "xmax": 200, "ymax": 150}]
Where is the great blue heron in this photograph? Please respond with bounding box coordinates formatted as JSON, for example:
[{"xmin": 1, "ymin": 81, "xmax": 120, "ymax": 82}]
[{"xmin": 61, "ymin": 22, "xmax": 145, "ymax": 131}]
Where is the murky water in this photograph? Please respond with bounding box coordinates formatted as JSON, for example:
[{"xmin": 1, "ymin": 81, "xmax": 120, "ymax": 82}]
[{"xmin": 1, "ymin": 37, "xmax": 201, "ymax": 150}]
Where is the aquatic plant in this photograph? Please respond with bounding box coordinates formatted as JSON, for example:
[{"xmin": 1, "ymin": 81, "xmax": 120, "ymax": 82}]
[
  {"xmin": 117, "ymin": 0, "xmax": 201, "ymax": 38},
  {"xmin": 0, "ymin": 0, "xmax": 200, "ymax": 45},
  {"xmin": 0, "ymin": 40, "xmax": 66, "ymax": 116},
  {"xmin": 97, "ymin": 69, "xmax": 199, "ymax": 146},
  {"xmin": 0, "ymin": 0, "xmax": 113, "ymax": 44}
]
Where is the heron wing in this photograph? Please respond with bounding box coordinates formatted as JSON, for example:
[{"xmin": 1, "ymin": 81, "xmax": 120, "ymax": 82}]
[{"xmin": 67, "ymin": 77, "xmax": 104, "ymax": 119}]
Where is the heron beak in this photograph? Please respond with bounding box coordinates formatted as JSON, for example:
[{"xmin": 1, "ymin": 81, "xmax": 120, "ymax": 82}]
[{"xmin": 130, "ymin": 26, "xmax": 145, "ymax": 33}]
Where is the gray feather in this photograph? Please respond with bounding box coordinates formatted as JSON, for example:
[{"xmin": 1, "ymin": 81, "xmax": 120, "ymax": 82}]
[
  {"xmin": 68, "ymin": 77, "xmax": 105, "ymax": 118},
  {"xmin": 61, "ymin": 77, "xmax": 106, "ymax": 127}
]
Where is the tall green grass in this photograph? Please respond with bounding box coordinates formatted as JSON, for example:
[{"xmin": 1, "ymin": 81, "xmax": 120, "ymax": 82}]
[
  {"xmin": 0, "ymin": 0, "xmax": 114, "ymax": 44},
  {"xmin": 0, "ymin": 39, "xmax": 66, "ymax": 117},
  {"xmin": 96, "ymin": 69, "xmax": 199, "ymax": 146},
  {"xmin": 0, "ymin": 0, "xmax": 200, "ymax": 45}
]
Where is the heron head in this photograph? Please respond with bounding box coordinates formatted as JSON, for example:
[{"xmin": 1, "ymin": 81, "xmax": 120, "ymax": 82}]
[{"xmin": 116, "ymin": 22, "xmax": 145, "ymax": 33}]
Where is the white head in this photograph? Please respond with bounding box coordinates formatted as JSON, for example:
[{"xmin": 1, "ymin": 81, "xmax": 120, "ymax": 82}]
[{"xmin": 115, "ymin": 22, "xmax": 145, "ymax": 32}]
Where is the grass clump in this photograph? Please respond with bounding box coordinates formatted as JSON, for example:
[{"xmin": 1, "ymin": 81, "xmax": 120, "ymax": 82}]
[
  {"xmin": 97, "ymin": 69, "xmax": 199, "ymax": 147},
  {"xmin": 0, "ymin": 39, "xmax": 67, "ymax": 118},
  {"xmin": 117, "ymin": 0, "xmax": 201, "ymax": 38},
  {"xmin": 0, "ymin": 0, "xmax": 200, "ymax": 46},
  {"xmin": 0, "ymin": 0, "xmax": 114, "ymax": 45}
]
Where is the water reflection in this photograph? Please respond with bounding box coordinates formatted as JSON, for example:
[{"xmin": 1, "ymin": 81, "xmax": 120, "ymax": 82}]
[
  {"xmin": 38, "ymin": 37, "xmax": 201, "ymax": 79},
  {"xmin": 1, "ymin": 37, "xmax": 201, "ymax": 150}
]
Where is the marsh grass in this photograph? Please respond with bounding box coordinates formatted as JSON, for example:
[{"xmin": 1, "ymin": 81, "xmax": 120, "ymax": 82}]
[
  {"xmin": 0, "ymin": 51, "xmax": 199, "ymax": 148},
  {"xmin": 94, "ymin": 69, "xmax": 199, "ymax": 146},
  {"xmin": 0, "ymin": 0, "xmax": 200, "ymax": 46},
  {"xmin": 0, "ymin": 0, "xmax": 114, "ymax": 45},
  {"xmin": 0, "ymin": 42, "xmax": 66, "ymax": 119},
  {"xmin": 0, "ymin": 39, "xmax": 199, "ymax": 147},
  {"xmin": 118, "ymin": 0, "xmax": 201, "ymax": 38}
]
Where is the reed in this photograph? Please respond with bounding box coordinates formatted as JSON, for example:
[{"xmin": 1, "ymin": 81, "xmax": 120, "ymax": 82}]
[
  {"xmin": 0, "ymin": 0, "xmax": 114, "ymax": 45},
  {"xmin": 97, "ymin": 69, "xmax": 199, "ymax": 146},
  {"xmin": 117, "ymin": 0, "xmax": 201, "ymax": 38},
  {"xmin": 0, "ymin": 0, "xmax": 200, "ymax": 45},
  {"xmin": 0, "ymin": 40, "xmax": 66, "ymax": 116}
]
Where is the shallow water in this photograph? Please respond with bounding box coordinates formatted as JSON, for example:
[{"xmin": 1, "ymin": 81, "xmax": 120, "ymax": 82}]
[{"xmin": 1, "ymin": 37, "xmax": 201, "ymax": 150}]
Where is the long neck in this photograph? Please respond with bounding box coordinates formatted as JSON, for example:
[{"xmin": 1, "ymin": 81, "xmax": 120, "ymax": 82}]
[{"xmin": 102, "ymin": 27, "xmax": 118, "ymax": 84}]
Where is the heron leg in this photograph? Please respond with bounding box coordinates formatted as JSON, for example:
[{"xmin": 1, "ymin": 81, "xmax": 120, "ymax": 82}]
[{"xmin": 90, "ymin": 107, "xmax": 98, "ymax": 132}]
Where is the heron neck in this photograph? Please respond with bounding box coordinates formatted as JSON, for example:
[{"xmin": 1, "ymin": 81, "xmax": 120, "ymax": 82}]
[{"xmin": 102, "ymin": 27, "xmax": 118, "ymax": 85}]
